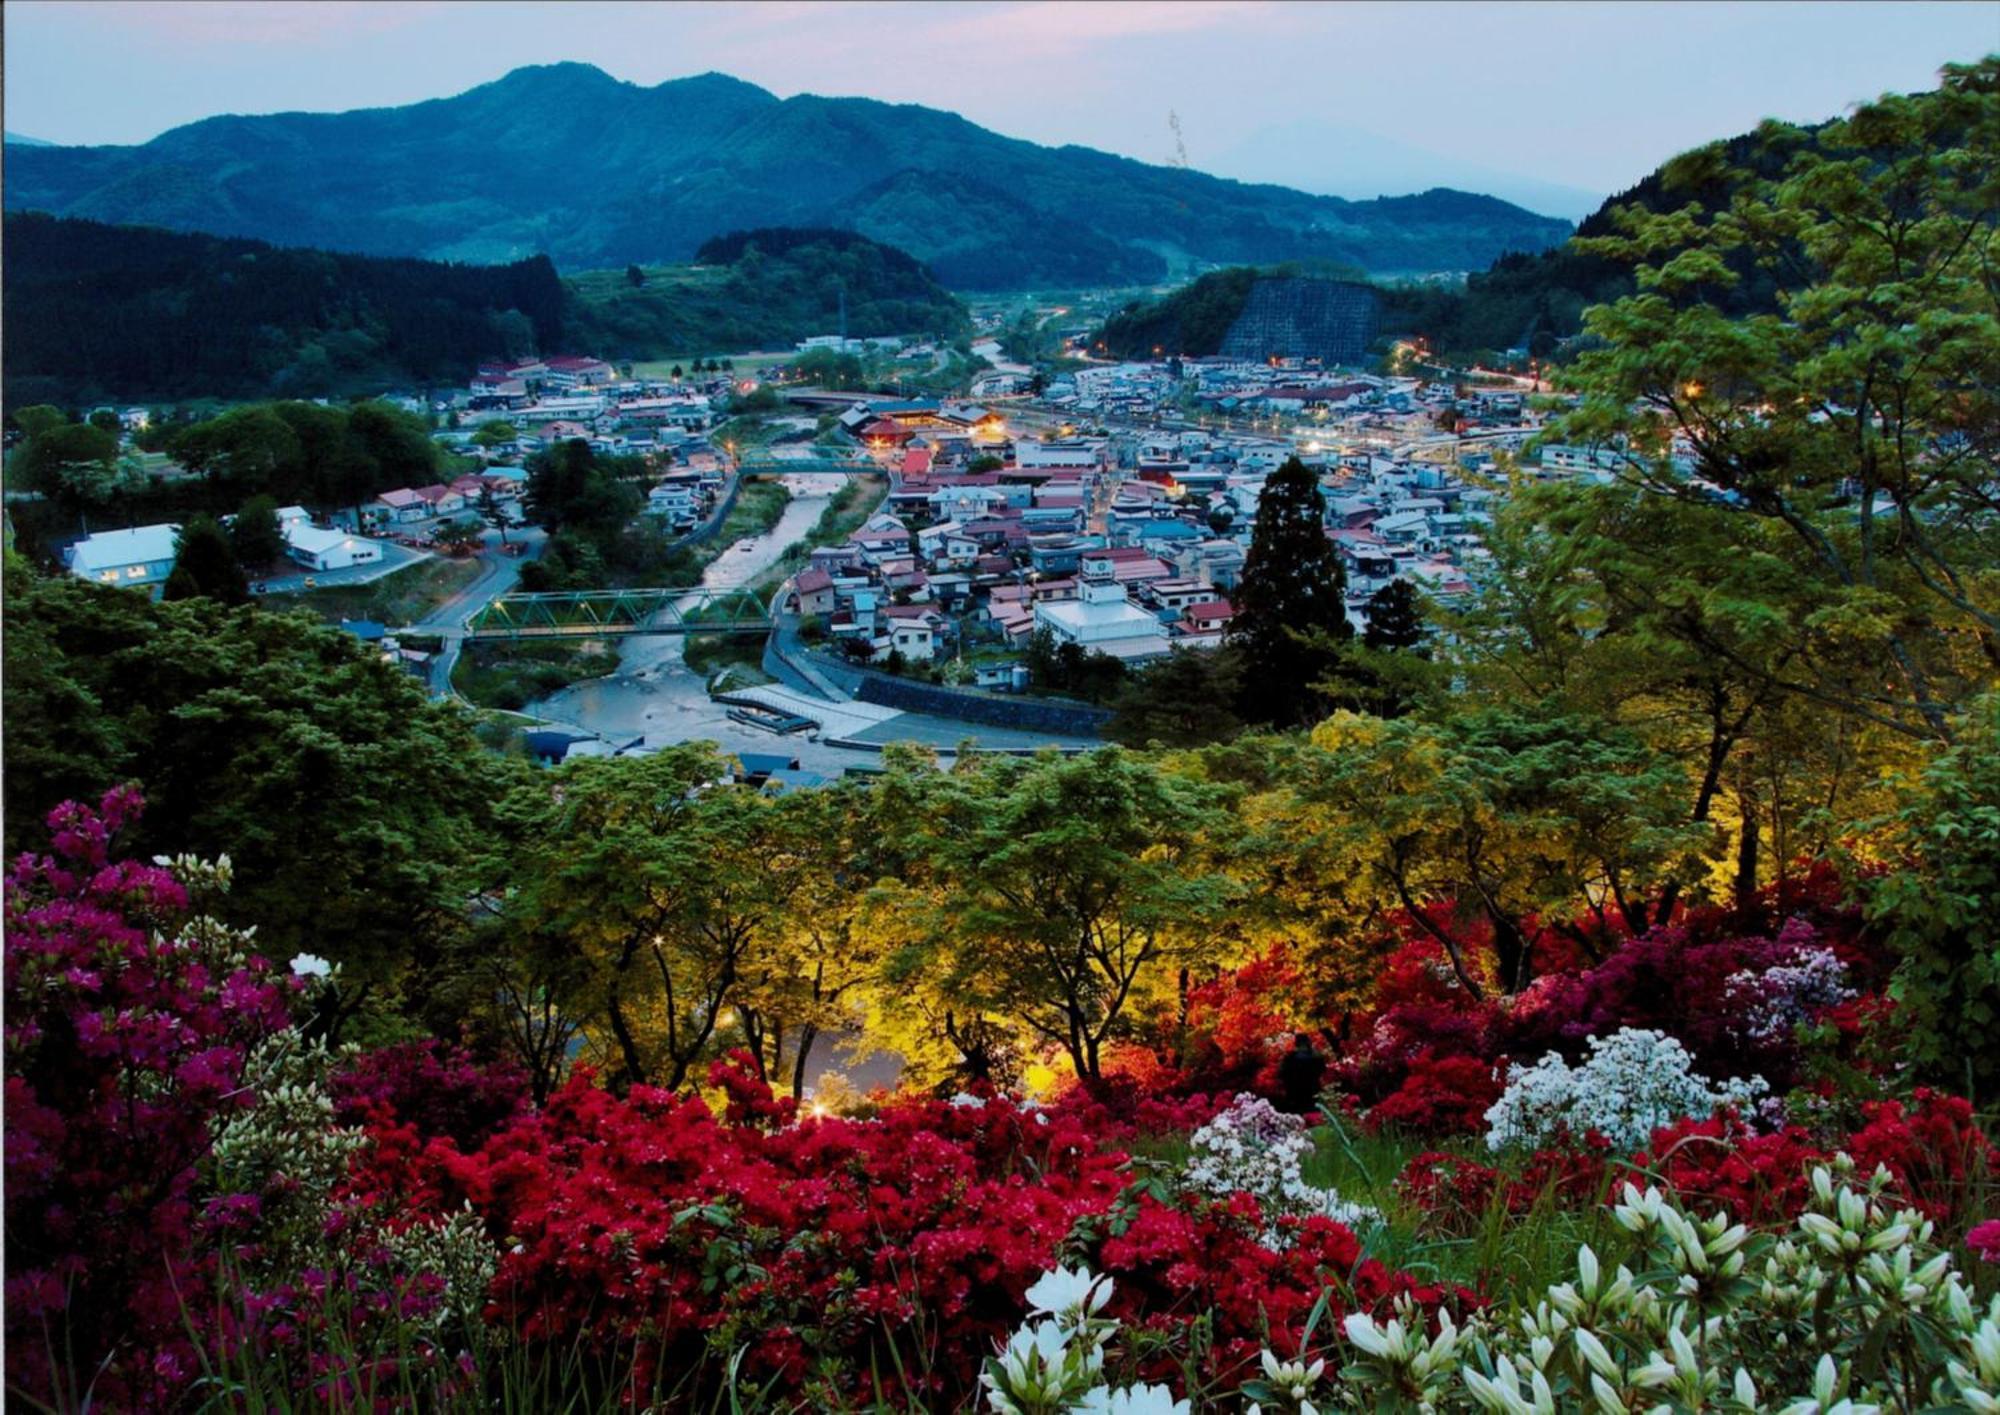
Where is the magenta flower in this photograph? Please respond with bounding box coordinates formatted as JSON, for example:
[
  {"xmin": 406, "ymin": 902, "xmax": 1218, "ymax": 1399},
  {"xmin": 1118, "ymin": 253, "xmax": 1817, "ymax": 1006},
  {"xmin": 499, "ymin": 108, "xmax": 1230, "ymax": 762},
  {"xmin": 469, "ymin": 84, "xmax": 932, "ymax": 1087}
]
[{"xmin": 1969, "ymin": 1219, "xmax": 2000, "ymax": 1264}]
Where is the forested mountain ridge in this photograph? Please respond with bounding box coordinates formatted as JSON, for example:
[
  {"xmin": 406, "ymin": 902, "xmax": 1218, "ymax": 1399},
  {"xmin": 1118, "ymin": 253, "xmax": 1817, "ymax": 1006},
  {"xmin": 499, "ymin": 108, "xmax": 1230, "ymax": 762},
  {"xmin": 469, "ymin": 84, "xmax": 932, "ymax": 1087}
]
[
  {"xmin": 566, "ymin": 227, "xmax": 970, "ymax": 358},
  {"xmin": 1, "ymin": 212, "xmax": 568, "ymax": 405},
  {"xmin": 3, "ymin": 216, "xmax": 963, "ymax": 403},
  {"xmin": 2, "ymin": 62, "xmax": 1573, "ymax": 288}
]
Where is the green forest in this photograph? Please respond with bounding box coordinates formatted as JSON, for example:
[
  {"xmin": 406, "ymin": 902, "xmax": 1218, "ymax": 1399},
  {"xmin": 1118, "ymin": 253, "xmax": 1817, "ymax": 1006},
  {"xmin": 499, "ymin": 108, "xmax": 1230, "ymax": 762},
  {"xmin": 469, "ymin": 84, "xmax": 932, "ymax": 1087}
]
[{"xmin": 565, "ymin": 227, "xmax": 970, "ymax": 359}]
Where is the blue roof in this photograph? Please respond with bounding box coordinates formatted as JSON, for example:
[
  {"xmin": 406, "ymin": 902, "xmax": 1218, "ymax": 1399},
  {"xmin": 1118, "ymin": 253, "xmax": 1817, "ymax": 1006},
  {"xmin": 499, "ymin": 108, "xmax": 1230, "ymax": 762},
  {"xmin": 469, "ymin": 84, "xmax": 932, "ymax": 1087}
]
[
  {"xmin": 340, "ymin": 619, "xmax": 389, "ymax": 642},
  {"xmin": 1137, "ymin": 520, "xmax": 1202, "ymax": 540},
  {"xmin": 734, "ymin": 752, "xmax": 801, "ymax": 776},
  {"xmin": 524, "ymin": 730, "xmax": 582, "ymax": 762}
]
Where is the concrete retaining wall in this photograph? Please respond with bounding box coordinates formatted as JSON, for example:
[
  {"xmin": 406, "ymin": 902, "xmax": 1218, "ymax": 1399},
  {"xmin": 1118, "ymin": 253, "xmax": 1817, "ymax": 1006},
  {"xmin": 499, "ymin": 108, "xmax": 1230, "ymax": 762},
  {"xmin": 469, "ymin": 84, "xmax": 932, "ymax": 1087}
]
[{"xmin": 798, "ymin": 648, "xmax": 1110, "ymax": 736}]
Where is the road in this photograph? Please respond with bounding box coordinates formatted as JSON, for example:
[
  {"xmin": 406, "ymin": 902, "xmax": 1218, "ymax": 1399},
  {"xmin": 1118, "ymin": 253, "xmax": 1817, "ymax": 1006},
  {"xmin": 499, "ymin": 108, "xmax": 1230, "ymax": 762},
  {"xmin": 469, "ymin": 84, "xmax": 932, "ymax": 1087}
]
[{"xmin": 399, "ymin": 525, "xmax": 549, "ymax": 694}]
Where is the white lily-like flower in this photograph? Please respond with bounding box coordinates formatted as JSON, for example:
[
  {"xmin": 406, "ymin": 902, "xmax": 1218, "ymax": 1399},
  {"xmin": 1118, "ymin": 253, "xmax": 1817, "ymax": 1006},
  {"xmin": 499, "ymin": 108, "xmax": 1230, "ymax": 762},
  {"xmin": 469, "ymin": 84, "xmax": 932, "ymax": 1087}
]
[
  {"xmin": 1075, "ymin": 1384, "xmax": 1189, "ymax": 1415},
  {"xmin": 1024, "ymin": 1265, "xmax": 1113, "ymax": 1324},
  {"xmin": 289, "ymin": 951, "xmax": 331, "ymax": 980}
]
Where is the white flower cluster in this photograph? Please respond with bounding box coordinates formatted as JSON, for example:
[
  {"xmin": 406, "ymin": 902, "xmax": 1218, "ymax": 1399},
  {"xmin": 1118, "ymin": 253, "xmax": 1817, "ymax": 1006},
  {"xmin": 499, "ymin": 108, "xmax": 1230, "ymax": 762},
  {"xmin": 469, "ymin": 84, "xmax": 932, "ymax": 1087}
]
[
  {"xmin": 1182, "ymin": 1095, "xmax": 1378, "ymax": 1247},
  {"xmin": 1483, "ymin": 1027, "xmax": 1766, "ymax": 1153},
  {"xmin": 1727, "ymin": 945, "xmax": 1854, "ymax": 1043},
  {"xmin": 983, "ymin": 1267, "xmax": 1187, "ymax": 1415},
  {"xmin": 1324, "ymin": 1164, "xmax": 2000, "ymax": 1414}
]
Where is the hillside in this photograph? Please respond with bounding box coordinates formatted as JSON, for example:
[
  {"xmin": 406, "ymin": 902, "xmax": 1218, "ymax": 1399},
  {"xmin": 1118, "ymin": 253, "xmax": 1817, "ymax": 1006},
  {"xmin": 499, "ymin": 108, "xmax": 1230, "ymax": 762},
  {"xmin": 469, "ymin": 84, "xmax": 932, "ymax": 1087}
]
[
  {"xmin": 567, "ymin": 227, "xmax": 969, "ymax": 358},
  {"xmin": 1099, "ymin": 118, "xmax": 1838, "ymax": 363},
  {"xmin": 1, "ymin": 212, "xmax": 567, "ymax": 405},
  {"xmin": 1097, "ymin": 266, "xmax": 1383, "ymax": 362},
  {"xmin": 1, "ymin": 63, "xmax": 1573, "ymax": 289}
]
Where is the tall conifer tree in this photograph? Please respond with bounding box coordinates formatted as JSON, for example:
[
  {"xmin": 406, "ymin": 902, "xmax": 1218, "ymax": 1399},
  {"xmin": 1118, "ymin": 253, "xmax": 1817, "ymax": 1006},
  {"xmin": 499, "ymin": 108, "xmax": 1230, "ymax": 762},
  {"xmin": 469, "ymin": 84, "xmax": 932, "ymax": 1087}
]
[{"xmin": 1228, "ymin": 456, "xmax": 1349, "ymax": 726}]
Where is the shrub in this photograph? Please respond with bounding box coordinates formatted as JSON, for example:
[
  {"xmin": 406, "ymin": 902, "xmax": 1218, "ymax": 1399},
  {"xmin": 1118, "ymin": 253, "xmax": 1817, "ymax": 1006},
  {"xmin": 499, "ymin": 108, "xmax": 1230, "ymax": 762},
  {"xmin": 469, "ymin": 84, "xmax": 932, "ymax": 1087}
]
[
  {"xmin": 1329, "ymin": 1166, "xmax": 2000, "ymax": 1413},
  {"xmin": 1484, "ymin": 1027, "xmax": 1766, "ymax": 1153},
  {"xmin": 4, "ymin": 789, "xmax": 298, "ymax": 1407}
]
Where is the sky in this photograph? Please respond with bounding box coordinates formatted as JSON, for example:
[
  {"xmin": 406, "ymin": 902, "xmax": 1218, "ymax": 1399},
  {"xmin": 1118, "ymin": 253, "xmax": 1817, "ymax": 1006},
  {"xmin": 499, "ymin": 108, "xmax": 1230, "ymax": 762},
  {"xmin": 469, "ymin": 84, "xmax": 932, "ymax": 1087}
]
[{"xmin": 5, "ymin": 0, "xmax": 1995, "ymax": 207}]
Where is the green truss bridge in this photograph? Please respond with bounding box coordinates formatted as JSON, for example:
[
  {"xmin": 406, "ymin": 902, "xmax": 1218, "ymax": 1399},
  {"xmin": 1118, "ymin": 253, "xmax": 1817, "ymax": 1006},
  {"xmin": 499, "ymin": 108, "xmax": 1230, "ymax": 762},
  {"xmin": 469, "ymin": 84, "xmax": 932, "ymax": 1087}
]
[
  {"xmin": 734, "ymin": 449, "xmax": 882, "ymax": 476},
  {"xmin": 464, "ymin": 587, "xmax": 774, "ymax": 640}
]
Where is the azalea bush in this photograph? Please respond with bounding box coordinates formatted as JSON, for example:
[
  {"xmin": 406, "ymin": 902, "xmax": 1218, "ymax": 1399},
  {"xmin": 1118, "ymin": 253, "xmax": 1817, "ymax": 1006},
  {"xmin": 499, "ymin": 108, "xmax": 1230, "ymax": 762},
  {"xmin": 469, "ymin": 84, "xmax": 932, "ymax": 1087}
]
[
  {"xmin": 3, "ymin": 789, "xmax": 298, "ymax": 1407},
  {"xmin": 1180, "ymin": 1095, "xmax": 1378, "ymax": 1244},
  {"xmin": 1483, "ymin": 1026, "xmax": 1767, "ymax": 1153}
]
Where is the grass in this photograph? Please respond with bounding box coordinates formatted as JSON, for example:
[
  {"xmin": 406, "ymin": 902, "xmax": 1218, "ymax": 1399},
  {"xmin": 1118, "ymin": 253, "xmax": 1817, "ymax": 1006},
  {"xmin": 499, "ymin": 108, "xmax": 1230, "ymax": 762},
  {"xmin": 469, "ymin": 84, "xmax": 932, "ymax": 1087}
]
[
  {"xmin": 683, "ymin": 481, "xmax": 792, "ymax": 579},
  {"xmin": 452, "ymin": 639, "xmax": 620, "ymax": 712},
  {"xmin": 287, "ymin": 555, "xmax": 484, "ymax": 629},
  {"xmin": 1130, "ymin": 1113, "xmax": 1638, "ymax": 1301}
]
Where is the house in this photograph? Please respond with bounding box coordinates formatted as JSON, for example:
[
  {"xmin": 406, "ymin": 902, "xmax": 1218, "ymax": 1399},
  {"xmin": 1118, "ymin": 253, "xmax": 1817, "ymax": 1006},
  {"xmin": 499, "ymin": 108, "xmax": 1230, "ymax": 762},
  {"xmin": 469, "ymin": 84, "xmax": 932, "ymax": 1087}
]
[
  {"xmin": 793, "ymin": 567, "xmax": 838, "ymax": 616},
  {"xmin": 1032, "ymin": 553, "xmax": 1172, "ymax": 663},
  {"xmin": 286, "ymin": 523, "xmax": 385, "ymax": 572},
  {"xmin": 1178, "ymin": 599, "xmax": 1235, "ymax": 635},
  {"xmin": 881, "ymin": 604, "xmax": 947, "ymax": 660},
  {"xmin": 375, "ymin": 488, "xmax": 429, "ymax": 523},
  {"xmin": 67, "ymin": 524, "xmax": 180, "ymax": 596},
  {"xmin": 409, "ymin": 484, "xmax": 466, "ymax": 517}
]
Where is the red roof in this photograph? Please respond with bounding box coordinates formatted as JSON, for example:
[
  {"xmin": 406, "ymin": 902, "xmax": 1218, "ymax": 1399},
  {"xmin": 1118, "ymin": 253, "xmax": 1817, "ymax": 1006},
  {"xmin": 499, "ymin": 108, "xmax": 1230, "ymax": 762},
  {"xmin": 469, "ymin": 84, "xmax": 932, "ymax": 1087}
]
[
  {"xmin": 1184, "ymin": 599, "xmax": 1235, "ymax": 619},
  {"xmin": 795, "ymin": 568, "xmax": 834, "ymax": 594}
]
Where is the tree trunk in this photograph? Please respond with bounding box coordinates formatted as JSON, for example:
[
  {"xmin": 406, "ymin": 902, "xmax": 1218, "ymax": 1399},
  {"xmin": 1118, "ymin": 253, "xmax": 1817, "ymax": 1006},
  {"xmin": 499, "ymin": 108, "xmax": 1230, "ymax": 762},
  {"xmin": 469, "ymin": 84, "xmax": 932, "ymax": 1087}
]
[{"xmin": 1734, "ymin": 781, "xmax": 1761, "ymax": 910}]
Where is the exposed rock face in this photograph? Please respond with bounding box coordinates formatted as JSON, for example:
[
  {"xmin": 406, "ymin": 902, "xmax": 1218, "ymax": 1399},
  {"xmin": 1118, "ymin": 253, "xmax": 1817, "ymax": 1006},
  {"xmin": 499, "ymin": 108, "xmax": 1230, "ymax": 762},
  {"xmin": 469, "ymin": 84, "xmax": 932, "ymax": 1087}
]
[{"xmin": 1220, "ymin": 278, "xmax": 1381, "ymax": 364}]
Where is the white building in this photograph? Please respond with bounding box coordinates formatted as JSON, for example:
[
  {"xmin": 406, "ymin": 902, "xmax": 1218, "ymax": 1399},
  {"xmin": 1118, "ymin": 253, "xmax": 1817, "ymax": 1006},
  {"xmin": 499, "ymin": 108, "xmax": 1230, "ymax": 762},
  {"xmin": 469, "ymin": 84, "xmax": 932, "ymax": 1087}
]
[
  {"xmin": 286, "ymin": 524, "xmax": 385, "ymax": 572},
  {"xmin": 1032, "ymin": 552, "xmax": 1171, "ymax": 663},
  {"xmin": 67, "ymin": 524, "xmax": 180, "ymax": 596}
]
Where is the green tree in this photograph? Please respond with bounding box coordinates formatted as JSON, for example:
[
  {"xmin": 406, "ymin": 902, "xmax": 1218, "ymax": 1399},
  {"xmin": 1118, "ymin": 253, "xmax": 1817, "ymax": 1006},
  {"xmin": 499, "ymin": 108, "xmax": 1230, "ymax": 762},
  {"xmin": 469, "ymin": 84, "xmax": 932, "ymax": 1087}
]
[
  {"xmin": 1299, "ymin": 709, "xmax": 1715, "ymax": 996},
  {"xmin": 470, "ymin": 420, "xmax": 517, "ymax": 449},
  {"xmin": 491, "ymin": 746, "xmax": 800, "ymax": 1090},
  {"xmin": 431, "ymin": 517, "xmax": 485, "ymax": 555},
  {"xmin": 1362, "ymin": 578, "xmax": 1425, "ymax": 651},
  {"xmin": 1548, "ymin": 59, "xmax": 2000, "ymax": 744},
  {"xmin": 475, "ymin": 486, "xmax": 512, "ymax": 546},
  {"xmin": 171, "ymin": 405, "xmax": 302, "ymax": 497},
  {"xmin": 670, "ymin": 364, "xmax": 684, "ymax": 381},
  {"xmin": 625, "ymin": 263, "xmax": 646, "ymax": 287},
  {"xmin": 1107, "ymin": 646, "xmax": 1244, "ymax": 747},
  {"xmin": 3, "ymin": 562, "xmax": 504, "ymax": 1017},
  {"xmin": 88, "ymin": 409, "xmax": 122, "ymax": 434},
  {"xmin": 228, "ymin": 494, "xmax": 287, "ymax": 569},
  {"xmin": 1866, "ymin": 694, "xmax": 2000, "ymax": 1099},
  {"xmin": 870, "ymin": 749, "xmax": 1239, "ymax": 1081},
  {"xmin": 1228, "ymin": 455, "xmax": 1350, "ymax": 727},
  {"xmin": 165, "ymin": 515, "xmax": 249, "ymax": 605},
  {"xmin": 11, "ymin": 414, "xmax": 121, "ymax": 506}
]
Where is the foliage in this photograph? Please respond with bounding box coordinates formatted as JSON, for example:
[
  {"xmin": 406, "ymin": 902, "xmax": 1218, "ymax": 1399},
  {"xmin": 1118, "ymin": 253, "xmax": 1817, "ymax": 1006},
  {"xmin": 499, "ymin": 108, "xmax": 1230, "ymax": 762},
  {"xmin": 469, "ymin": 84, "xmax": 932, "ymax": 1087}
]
[
  {"xmin": 2, "ymin": 563, "xmax": 504, "ymax": 991},
  {"xmin": 1106, "ymin": 646, "xmax": 1245, "ymax": 748},
  {"xmin": 2, "ymin": 212, "xmax": 565, "ymax": 405},
  {"xmin": 1229, "ymin": 456, "xmax": 1350, "ymax": 728},
  {"xmin": 1867, "ymin": 693, "xmax": 2000, "ymax": 1099},
  {"xmin": 165, "ymin": 513, "xmax": 250, "ymax": 604},
  {"xmin": 1542, "ymin": 58, "xmax": 2000, "ymax": 745},
  {"xmin": 570, "ymin": 227, "xmax": 968, "ymax": 359},
  {"xmin": 228, "ymin": 492, "xmax": 287, "ymax": 568},
  {"xmin": 1329, "ymin": 1166, "xmax": 2000, "ymax": 1414},
  {"xmin": 866, "ymin": 748, "xmax": 1241, "ymax": 1082}
]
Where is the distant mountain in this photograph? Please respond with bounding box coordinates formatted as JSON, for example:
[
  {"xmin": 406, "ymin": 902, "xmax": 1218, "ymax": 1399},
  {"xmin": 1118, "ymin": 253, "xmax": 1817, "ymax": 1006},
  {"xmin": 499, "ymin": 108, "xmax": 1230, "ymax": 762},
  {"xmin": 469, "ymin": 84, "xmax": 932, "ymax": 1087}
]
[
  {"xmin": 2, "ymin": 213, "xmax": 567, "ymax": 405},
  {"xmin": 3, "ymin": 131, "xmax": 58, "ymax": 147},
  {"xmin": 567, "ymin": 226, "xmax": 969, "ymax": 358},
  {"xmin": 1211, "ymin": 120, "xmax": 1605, "ymax": 223},
  {"xmin": 2, "ymin": 64, "xmax": 1573, "ymax": 290}
]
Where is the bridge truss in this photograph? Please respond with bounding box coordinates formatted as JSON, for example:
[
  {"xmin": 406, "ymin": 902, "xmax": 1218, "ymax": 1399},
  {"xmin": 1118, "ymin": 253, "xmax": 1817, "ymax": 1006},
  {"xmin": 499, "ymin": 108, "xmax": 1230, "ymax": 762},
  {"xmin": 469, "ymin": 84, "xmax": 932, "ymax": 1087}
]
[{"xmin": 465, "ymin": 587, "xmax": 773, "ymax": 640}]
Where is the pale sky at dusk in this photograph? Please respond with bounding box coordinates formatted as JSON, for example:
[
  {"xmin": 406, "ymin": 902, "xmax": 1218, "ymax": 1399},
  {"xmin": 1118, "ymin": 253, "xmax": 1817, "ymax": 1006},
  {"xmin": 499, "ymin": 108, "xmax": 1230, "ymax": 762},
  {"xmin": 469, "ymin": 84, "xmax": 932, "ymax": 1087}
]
[{"xmin": 6, "ymin": 1, "xmax": 1995, "ymax": 206}]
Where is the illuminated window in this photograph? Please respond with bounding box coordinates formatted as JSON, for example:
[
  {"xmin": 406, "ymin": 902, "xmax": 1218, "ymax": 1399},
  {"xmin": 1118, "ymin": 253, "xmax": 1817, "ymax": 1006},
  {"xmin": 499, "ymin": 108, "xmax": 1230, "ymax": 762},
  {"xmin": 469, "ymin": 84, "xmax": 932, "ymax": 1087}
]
[{"xmin": 126, "ymin": 565, "xmax": 147, "ymax": 579}]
